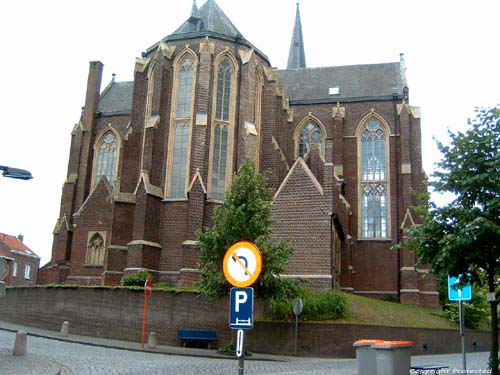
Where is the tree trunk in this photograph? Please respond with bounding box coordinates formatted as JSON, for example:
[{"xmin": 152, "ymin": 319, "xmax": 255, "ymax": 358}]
[{"xmin": 489, "ymin": 270, "xmax": 498, "ymax": 374}]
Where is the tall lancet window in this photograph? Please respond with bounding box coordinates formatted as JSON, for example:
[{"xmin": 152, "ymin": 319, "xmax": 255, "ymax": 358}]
[
  {"xmin": 360, "ymin": 119, "xmax": 388, "ymax": 238},
  {"xmin": 209, "ymin": 58, "xmax": 234, "ymax": 200},
  {"xmin": 168, "ymin": 55, "xmax": 195, "ymax": 198},
  {"xmin": 95, "ymin": 131, "xmax": 118, "ymax": 187}
]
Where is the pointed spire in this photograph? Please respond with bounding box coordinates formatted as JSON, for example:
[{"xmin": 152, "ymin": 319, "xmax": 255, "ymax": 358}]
[
  {"xmin": 191, "ymin": 0, "xmax": 199, "ymax": 18},
  {"xmin": 287, "ymin": 2, "xmax": 307, "ymax": 70}
]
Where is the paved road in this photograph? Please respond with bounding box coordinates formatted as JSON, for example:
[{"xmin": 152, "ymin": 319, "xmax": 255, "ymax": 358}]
[{"xmin": 0, "ymin": 328, "xmax": 493, "ymax": 374}]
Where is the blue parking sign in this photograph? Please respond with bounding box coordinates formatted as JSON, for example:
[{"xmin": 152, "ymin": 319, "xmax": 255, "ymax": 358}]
[
  {"xmin": 229, "ymin": 287, "xmax": 254, "ymax": 330},
  {"xmin": 448, "ymin": 274, "xmax": 472, "ymax": 301}
]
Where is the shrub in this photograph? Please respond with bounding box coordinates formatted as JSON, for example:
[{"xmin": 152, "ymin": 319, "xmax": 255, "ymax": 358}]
[
  {"xmin": 271, "ymin": 289, "xmax": 347, "ymax": 321},
  {"xmin": 121, "ymin": 271, "xmax": 153, "ymax": 287}
]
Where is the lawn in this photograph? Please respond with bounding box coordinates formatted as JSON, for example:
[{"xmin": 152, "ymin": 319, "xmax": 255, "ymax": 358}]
[{"xmin": 334, "ymin": 293, "xmax": 458, "ymax": 330}]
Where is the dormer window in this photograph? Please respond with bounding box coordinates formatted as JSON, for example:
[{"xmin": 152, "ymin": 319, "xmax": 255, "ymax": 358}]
[{"xmin": 329, "ymin": 86, "xmax": 340, "ymax": 95}]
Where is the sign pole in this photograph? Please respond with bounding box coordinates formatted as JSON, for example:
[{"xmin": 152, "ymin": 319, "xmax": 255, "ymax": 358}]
[
  {"xmin": 223, "ymin": 242, "xmax": 263, "ymax": 375},
  {"xmin": 293, "ymin": 298, "xmax": 303, "ymax": 356},
  {"xmin": 459, "ymin": 300, "xmax": 467, "ymax": 370},
  {"xmin": 141, "ymin": 292, "xmax": 148, "ymax": 348},
  {"xmin": 236, "ymin": 329, "xmax": 245, "ymax": 375},
  {"xmin": 141, "ymin": 279, "xmax": 152, "ymax": 348}
]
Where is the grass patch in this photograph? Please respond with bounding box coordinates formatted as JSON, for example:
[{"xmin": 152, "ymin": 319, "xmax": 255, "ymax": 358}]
[{"xmin": 334, "ymin": 293, "xmax": 458, "ymax": 329}]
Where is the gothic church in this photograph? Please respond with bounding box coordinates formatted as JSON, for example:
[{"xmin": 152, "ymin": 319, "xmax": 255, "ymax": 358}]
[{"xmin": 42, "ymin": 0, "xmax": 438, "ymax": 307}]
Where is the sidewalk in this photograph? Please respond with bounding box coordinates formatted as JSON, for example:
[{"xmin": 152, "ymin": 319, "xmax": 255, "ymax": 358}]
[{"xmin": 0, "ymin": 320, "xmax": 288, "ymax": 362}]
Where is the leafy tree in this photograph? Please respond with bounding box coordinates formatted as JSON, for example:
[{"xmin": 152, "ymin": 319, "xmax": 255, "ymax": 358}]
[
  {"xmin": 403, "ymin": 105, "xmax": 500, "ymax": 373},
  {"xmin": 196, "ymin": 160, "xmax": 298, "ymax": 299}
]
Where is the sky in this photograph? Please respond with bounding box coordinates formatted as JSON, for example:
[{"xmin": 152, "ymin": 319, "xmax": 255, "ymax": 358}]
[{"xmin": 0, "ymin": 0, "xmax": 498, "ymax": 267}]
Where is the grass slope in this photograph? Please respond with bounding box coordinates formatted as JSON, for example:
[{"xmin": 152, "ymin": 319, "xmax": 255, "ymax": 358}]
[{"xmin": 334, "ymin": 294, "xmax": 458, "ymax": 330}]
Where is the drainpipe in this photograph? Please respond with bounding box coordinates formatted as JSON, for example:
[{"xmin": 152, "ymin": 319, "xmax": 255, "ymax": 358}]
[{"xmin": 393, "ymin": 92, "xmax": 401, "ymax": 302}]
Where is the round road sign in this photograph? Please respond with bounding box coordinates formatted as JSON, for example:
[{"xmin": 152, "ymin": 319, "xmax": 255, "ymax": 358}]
[{"xmin": 223, "ymin": 241, "xmax": 262, "ymax": 287}]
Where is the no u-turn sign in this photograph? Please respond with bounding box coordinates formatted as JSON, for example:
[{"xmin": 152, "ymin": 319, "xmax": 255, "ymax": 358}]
[{"xmin": 223, "ymin": 241, "xmax": 262, "ymax": 288}]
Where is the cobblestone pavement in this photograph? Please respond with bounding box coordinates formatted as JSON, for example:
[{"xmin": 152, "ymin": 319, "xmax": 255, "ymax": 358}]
[{"xmin": 0, "ymin": 326, "xmax": 494, "ymax": 375}]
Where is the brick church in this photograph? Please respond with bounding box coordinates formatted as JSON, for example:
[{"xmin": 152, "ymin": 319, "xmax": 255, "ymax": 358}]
[{"xmin": 42, "ymin": 0, "xmax": 438, "ymax": 307}]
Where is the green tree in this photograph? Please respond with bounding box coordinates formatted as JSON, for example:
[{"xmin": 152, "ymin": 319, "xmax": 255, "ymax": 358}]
[
  {"xmin": 196, "ymin": 160, "xmax": 297, "ymax": 299},
  {"xmin": 403, "ymin": 105, "xmax": 500, "ymax": 373}
]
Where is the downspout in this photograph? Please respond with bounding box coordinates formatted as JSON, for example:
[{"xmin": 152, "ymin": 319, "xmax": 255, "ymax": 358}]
[
  {"xmin": 330, "ymin": 213, "xmax": 335, "ymax": 290},
  {"xmin": 393, "ymin": 92, "xmax": 401, "ymax": 302}
]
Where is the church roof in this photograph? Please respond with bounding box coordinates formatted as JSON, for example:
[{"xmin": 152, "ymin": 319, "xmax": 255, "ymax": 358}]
[
  {"xmin": 98, "ymin": 81, "xmax": 134, "ymax": 116},
  {"xmin": 169, "ymin": 0, "xmax": 245, "ymax": 42},
  {"xmin": 98, "ymin": 62, "xmax": 404, "ymax": 115},
  {"xmin": 278, "ymin": 62, "xmax": 404, "ymax": 104},
  {"xmin": 287, "ymin": 3, "xmax": 307, "ymax": 70}
]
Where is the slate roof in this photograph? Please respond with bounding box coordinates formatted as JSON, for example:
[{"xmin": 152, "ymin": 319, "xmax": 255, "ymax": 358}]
[
  {"xmin": 97, "ymin": 62, "xmax": 404, "ymax": 115},
  {"xmin": 170, "ymin": 0, "xmax": 244, "ymax": 41},
  {"xmin": 278, "ymin": 62, "xmax": 404, "ymax": 104},
  {"xmin": 98, "ymin": 81, "xmax": 134, "ymax": 116},
  {"xmin": 0, "ymin": 233, "xmax": 39, "ymax": 258}
]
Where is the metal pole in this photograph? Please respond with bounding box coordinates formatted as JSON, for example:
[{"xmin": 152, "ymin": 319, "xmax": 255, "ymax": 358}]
[
  {"xmin": 459, "ymin": 300, "xmax": 467, "ymax": 370},
  {"xmin": 236, "ymin": 329, "xmax": 244, "ymax": 375},
  {"xmin": 294, "ymin": 314, "xmax": 298, "ymax": 356}
]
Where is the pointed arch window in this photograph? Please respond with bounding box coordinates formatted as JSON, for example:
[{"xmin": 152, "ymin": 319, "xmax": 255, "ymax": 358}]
[
  {"xmin": 360, "ymin": 119, "xmax": 388, "ymax": 238},
  {"xmin": 209, "ymin": 58, "xmax": 234, "ymax": 200},
  {"xmin": 95, "ymin": 131, "xmax": 118, "ymax": 187},
  {"xmin": 86, "ymin": 232, "xmax": 105, "ymax": 266},
  {"xmin": 298, "ymin": 122, "xmax": 322, "ymax": 158},
  {"xmin": 168, "ymin": 55, "xmax": 195, "ymax": 198}
]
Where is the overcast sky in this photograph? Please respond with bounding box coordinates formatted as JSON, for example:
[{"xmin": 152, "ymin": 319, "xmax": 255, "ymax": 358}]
[{"xmin": 0, "ymin": 0, "xmax": 498, "ymax": 266}]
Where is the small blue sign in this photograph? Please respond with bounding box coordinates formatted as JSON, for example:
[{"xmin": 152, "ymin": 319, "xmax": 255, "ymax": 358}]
[
  {"xmin": 448, "ymin": 274, "xmax": 472, "ymax": 301},
  {"xmin": 229, "ymin": 287, "xmax": 254, "ymax": 330}
]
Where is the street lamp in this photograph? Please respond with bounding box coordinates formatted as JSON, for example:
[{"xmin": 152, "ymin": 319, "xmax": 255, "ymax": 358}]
[{"xmin": 0, "ymin": 165, "xmax": 33, "ymax": 180}]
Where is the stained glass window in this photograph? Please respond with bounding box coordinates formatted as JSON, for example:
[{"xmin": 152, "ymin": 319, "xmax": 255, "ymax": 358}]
[
  {"xmin": 360, "ymin": 119, "xmax": 387, "ymax": 238},
  {"xmin": 95, "ymin": 132, "xmax": 118, "ymax": 187},
  {"xmin": 298, "ymin": 122, "xmax": 322, "ymax": 158}
]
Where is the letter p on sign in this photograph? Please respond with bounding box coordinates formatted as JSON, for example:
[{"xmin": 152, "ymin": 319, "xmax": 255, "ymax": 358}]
[{"xmin": 235, "ymin": 291, "xmax": 248, "ymax": 312}]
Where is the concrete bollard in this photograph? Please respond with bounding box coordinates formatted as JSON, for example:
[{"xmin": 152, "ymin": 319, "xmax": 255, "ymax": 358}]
[
  {"xmin": 60, "ymin": 321, "xmax": 70, "ymax": 337},
  {"xmin": 13, "ymin": 330, "xmax": 27, "ymax": 356},
  {"xmin": 148, "ymin": 332, "xmax": 158, "ymax": 349}
]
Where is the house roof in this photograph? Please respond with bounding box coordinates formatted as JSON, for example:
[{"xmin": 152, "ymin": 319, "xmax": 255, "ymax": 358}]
[
  {"xmin": 278, "ymin": 62, "xmax": 404, "ymax": 104},
  {"xmin": 0, "ymin": 233, "xmax": 39, "ymax": 259}
]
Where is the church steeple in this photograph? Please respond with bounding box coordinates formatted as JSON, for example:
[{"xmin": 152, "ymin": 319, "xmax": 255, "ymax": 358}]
[
  {"xmin": 287, "ymin": 2, "xmax": 306, "ymax": 70},
  {"xmin": 191, "ymin": 0, "xmax": 199, "ymax": 18}
]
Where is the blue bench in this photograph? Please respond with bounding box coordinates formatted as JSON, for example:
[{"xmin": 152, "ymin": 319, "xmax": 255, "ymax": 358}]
[
  {"xmin": 177, "ymin": 329, "xmax": 218, "ymax": 349},
  {"xmin": 411, "ymin": 365, "xmax": 449, "ymax": 374}
]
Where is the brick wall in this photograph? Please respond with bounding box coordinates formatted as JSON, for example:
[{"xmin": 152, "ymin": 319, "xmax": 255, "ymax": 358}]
[{"xmin": 0, "ymin": 288, "xmax": 491, "ymax": 357}]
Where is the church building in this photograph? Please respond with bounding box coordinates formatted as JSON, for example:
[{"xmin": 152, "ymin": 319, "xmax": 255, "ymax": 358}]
[{"xmin": 42, "ymin": 0, "xmax": 438, "ymax": 307}]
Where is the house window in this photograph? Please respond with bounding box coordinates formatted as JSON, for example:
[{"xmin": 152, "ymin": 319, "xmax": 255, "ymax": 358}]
[
  {"xmin": 298, "ymin": 122, "xmax": 322, "ymax": 158},
  {"xmin": 95, "ymin": 131, "xmax": 118, "ymax": 187},
  {"xmin": 168, "ymin": 55, "xmax": 195, "ymax": 198},
  {"xmin": 209, "ymin": 57, "xmax": 235, "ymax": 200},
  {"xmin": 86, "ymin": 233, "xmax": 105, "ymax": 266},
  {"xmin": 24, "ymin": 264, "xmax": 31, "ymax": 280},
  {"xmin": 360, "ymin": 119, "xmax": 388, "ymax": 238},
  {"xmin": 12, "ymin": 261, "xmax": 18, "ymax": 277}
]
